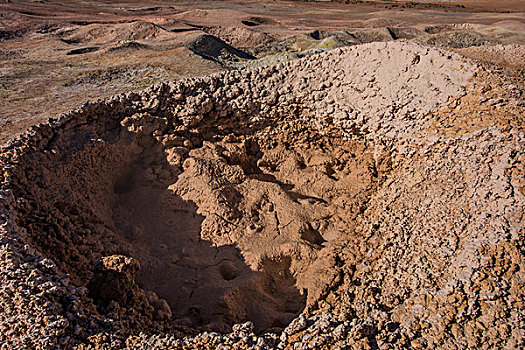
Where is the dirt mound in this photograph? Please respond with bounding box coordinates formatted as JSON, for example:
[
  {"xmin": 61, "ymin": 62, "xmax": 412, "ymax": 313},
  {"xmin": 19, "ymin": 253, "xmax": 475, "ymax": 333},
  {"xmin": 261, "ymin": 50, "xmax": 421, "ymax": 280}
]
[
  {"xmin": 63, "ymin": 21, "xmax": 174, "ymax": 45},
  {"xmin": 172, "ymin": 9, "xmax": 250, "ymax": 27},
  {"xmin": 249, "ymin": 31, "xmax": 357, "ymax": 58},
  {"xmin": 1, "ymin": 41, "xmax": 524, "ymax": 349},
  {"xmin": 349, "ymin": 27, "xmax": 394, "ymax": 43},
  {"xmin": 457, "ymin": 44, "xmax": 525, "ymax": 68},
  {"xmin": 362, "ymin": 18, "xmax": 404, "ymax": 28},
  {"xmin": 186, "ymin": 34, "xmax": 255, "ymax": 62},
  {"xmin": 106, "ymin": 41, "xmax": 150, "ymax": 52},
  {"xmin": 207, "ymin": 26, "xmax": 274, "ymax": 49},
  {"xmin": 420, "ymin": 30, "xmax": 496, "ymax": 48}
]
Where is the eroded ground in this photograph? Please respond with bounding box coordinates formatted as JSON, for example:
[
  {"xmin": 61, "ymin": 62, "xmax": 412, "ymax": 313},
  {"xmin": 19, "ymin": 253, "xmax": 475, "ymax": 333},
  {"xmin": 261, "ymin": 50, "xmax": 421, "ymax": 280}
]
[
  {"xmin": 1, "ymin": 40, "xmax": 524, "ymax": 349},
  {"xmin": 0, "ymin": 1, "xmax": 524, "ymax": 350},
  {"xmin": 1, "ymin": 0, "xmax": 524, "ymax": 145}
]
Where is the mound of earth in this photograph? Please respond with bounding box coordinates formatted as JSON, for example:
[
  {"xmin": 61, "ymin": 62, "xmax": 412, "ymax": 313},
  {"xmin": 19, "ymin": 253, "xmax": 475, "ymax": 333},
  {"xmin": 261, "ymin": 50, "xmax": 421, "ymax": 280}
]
[
  {"xmin": 457, "ymin": 44, "xmax": 525, "ymax": 68},
  {"xmin": 63, "ymin": 21, "xmax": 174, "ymax": 45},
  {"xmin": 418, "ymin": 30, "xmax": 496, "ymax": 48},
  {"xmin": 172, "ymin": 9, "xmax": 253, "ymax": 28},
  {"xmin": 206, "ymin": 26, "xmax": 274, "ymax": 49},
  {"xmin": 186, "ymin": 34, "xmax": 255, "ymax": 62},
  {"xmin": 0, "ymin": 41, "xmax": 524, "ymax": 349},
  {"xmin": 249, "ymin": 30, "xmax": 358, "ymax": 58}
]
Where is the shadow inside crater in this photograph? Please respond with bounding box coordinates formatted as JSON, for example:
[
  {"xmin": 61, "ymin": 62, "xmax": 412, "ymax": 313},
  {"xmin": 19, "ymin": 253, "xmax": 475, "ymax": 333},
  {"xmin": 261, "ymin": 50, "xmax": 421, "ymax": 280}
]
[
  {"xmin": 112, "ymin": 153, "xmax": 306, "ymax": 332},
  {"xmin": 8, "ymin": 110, "xmax": 307, "ymax": 335}
]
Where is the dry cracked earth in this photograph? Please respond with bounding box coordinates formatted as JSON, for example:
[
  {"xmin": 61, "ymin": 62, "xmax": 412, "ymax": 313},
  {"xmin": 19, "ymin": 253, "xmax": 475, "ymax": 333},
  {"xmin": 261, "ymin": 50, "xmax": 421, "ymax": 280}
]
[{"xmin": 1, "ymin": 1, "xmax": 525, "ymax": 350}]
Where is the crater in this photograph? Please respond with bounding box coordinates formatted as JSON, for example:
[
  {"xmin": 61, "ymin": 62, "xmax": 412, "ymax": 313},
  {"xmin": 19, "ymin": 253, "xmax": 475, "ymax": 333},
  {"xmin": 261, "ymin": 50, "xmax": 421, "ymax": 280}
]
[
  {"xmin": 1, "ymin": 30, "xmax": 517, "ymax": 350},
  {"xmin": 7, "ymin": 101, "xmax": 384, "ymax": 335},
  {"xmin": 3, "ymin": 41, "xmax": 473, "ymax": 341}
]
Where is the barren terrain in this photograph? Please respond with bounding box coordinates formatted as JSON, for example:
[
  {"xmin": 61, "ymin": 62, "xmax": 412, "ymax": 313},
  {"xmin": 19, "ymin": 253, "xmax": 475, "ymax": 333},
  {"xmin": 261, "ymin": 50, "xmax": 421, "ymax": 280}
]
[
  {"xmin": 1, "ymin": 0, "xmax": 524, "ymax": 144},
  {"xmin": 0, "ymin": 1, "xmax": 524, "ymax": 349}
]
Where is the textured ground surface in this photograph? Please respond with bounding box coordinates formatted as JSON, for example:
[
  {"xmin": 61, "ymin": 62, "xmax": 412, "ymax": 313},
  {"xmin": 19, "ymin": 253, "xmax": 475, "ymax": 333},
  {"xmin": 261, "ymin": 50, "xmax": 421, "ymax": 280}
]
[
  {"xmin": 1, "ymin": 1, "xmax": 525, "ymax": 349},
  {"xmin": 1, "ymin": 0, "xmax": 524, "ymax": 145},
  {"xmin": 1, "ymin": 40, "xmax": 524, "ymax": 349}
]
